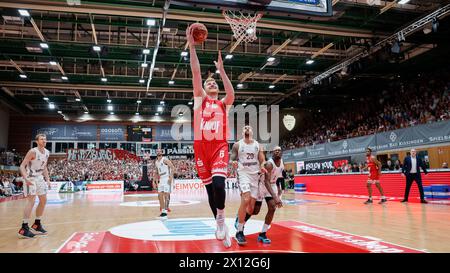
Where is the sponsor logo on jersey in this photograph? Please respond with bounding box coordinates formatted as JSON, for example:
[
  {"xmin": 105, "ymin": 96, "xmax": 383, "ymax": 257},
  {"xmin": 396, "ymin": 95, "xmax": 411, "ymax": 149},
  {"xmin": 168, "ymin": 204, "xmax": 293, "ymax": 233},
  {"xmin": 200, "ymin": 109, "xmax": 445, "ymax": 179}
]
[
  {"xmin": 200, "ymin": 119, "xmax": 221, "ymax": 131},
  {"xmin": 196, "ymin": 158, "xmax": 204, "ymax": 167}
]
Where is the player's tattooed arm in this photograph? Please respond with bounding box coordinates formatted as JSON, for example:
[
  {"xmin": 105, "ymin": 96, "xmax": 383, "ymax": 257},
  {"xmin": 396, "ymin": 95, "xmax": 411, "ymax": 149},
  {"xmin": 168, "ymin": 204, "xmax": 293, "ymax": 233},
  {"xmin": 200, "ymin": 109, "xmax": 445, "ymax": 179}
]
[
  {"xmin": 43, "ymin": 163, "xmax": 50, "ymax": 184},
  {"xmin": 20, "ymin": 149, "xmax": 35, "ymax": 185},
  {"xmin": 230, "ymin": 142, "xmax": 239, "ymax": 169},
  {"xmin": 164, "ymin": 159, "xmax": 175, "ymax": 185},
  {"xmin": 258, "ymin": 145, "xmax": 267, "ymax": 173}
]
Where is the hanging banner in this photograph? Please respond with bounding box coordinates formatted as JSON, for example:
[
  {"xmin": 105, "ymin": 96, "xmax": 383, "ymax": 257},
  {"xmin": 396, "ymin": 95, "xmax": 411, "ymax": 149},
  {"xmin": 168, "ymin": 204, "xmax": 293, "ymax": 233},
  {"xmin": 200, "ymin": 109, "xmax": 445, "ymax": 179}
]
[
  {"xmin": 99, "ymin": 125, "xmax": 125, "ymax": 141},
  {"xmin": 285, "ymin": 120, "xmax": 450, "ymax": 161},
  {"xmin": 32, "ymin": 124, "xmax": 97, "ymax": 141},
  {"xmin": 67, "ymin": 149, "xmax": 140, "ymax": 161},
  {"xmin": 306, "ymin": 143, "xmax": 326, "ymax": 158}
]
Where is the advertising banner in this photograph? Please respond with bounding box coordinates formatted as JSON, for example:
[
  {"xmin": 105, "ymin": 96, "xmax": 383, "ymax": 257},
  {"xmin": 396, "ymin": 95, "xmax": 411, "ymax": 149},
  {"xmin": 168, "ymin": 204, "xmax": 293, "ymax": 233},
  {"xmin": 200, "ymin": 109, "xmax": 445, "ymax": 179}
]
[
  {"xmin": 99, "ymin": 125, "xmax": 125, "ymax": 141},
  {"xmin": 285, "ymin": 121, "xmax": 450, "ymax": 162},
  {"xmin": 304, "ymin": 156, "xmax": 351, "ymax": 174},
  {"xmin": 32, "ymin": 124, "xmax": 97, "ymax": 141}
]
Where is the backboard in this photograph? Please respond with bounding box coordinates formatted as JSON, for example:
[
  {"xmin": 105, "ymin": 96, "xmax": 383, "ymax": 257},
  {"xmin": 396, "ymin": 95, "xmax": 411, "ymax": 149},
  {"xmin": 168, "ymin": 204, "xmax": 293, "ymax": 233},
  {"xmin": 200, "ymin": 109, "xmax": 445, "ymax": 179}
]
[{"xmin": 172, "ymin": 0, "xmax": 333, "ymax": 17}]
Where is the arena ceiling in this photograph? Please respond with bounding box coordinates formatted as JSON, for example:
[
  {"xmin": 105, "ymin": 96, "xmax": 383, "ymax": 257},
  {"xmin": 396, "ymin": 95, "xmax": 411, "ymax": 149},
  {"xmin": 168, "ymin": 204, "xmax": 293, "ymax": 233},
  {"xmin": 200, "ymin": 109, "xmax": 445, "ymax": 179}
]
[{"xmin": 0, "ymin": 0, "xmax": 449, "ymax": 119}]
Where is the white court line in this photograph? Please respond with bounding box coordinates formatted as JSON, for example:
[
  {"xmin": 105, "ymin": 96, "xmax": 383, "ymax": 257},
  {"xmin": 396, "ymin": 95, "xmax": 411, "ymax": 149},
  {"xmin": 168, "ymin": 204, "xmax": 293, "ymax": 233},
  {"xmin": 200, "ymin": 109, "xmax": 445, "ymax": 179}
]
[
  {"xmin": 55, "ymin": 232, "xmax": 77, "ymax": 253},
  {"xmin": 291, "ymin": 220, "xmax": 428, "ymax": 253}
]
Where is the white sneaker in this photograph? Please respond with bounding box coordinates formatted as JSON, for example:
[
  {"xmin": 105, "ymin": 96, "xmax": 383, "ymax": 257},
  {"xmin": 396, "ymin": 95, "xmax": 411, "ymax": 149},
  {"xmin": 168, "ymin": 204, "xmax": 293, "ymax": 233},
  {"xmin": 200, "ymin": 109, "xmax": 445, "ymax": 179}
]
[
  {"xmin": 222, "ymin": 224, "xmax": 232, "ymax": 248},
  {"xmin": 215, "ymin": 223, "xmax": 225, "ymax": 241}
]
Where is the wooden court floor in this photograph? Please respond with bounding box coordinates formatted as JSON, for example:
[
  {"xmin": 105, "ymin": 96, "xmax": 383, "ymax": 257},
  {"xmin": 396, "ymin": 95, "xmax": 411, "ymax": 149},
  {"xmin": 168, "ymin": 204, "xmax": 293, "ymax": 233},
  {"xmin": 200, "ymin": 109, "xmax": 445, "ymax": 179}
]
[{"xmin": 0, "ymin": 189, "xmax": 449, "ymax": 253}]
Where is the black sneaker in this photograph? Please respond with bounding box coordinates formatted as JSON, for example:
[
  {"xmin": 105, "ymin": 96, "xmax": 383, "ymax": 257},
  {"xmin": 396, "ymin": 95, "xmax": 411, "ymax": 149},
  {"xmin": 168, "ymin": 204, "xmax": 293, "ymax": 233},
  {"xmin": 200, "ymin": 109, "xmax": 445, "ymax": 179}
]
[
  {"xmin": 379, "ymin": 198, "xmax": 387, "ymax": 204},
  {"xmin": 421, "ymin": 200, "xmax": 428, "ymax": 204},
  {"xmin": 234, "ymin": 231, "xmax": 247, "ymax": 246},
  {"xmin": 364, "ymin": 199, "xmax": 373, "ymax": 204},
  {"xmin": 18, "ymin": 225, "xmax": 35, "ymax": 239},
  {"xmin": 400, "ymin": 199, "xmax": 408, "ymax": 203},
  {"xmin": 31, "ymin": 223, "xmax": 47, "ymax": 235},
  {"xmin": 158, "ymin": 213, "xmax": 168, "ymax": 219}
]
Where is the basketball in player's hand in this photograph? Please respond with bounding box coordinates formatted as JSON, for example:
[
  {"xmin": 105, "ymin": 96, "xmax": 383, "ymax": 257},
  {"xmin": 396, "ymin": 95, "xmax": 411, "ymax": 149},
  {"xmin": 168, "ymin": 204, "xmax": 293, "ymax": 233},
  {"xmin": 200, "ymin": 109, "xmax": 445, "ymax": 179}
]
[{"xmin": 190, "ymin": 23, "xmax": 208, "ymax": 44}]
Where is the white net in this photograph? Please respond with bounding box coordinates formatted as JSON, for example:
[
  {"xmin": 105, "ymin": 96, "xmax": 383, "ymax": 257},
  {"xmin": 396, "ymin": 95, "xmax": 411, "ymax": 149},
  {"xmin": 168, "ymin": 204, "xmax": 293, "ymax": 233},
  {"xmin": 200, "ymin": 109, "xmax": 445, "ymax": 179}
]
[{"xmin": 223, "ymin": 10, "xmax": 263, "ymax": 44}]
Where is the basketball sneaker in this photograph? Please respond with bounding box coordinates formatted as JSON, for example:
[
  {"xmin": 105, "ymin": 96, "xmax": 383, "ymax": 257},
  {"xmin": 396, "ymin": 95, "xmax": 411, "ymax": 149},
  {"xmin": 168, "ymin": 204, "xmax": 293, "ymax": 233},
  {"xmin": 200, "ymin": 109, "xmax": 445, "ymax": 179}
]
[
  {"xmin": 234, "ymin": 231, "xmax": 247, "ymax": 246},
  {"xmin": 215, "ymin": 223, "xmax": 225, "ymax": 240},
  {"xmin": 257, "ymin": 232, "xmax": 271, "ymax": 244},
  {"xmin": 378, "ymin": 198, "xmax": 387, "ymax": 204},
  {"xmin": 18, "ymin": 225, "xmax": 35, "ymax": 239},
  {"xmin": 31, "ymin": 222, "xmax": 48, "ymax": 235},
  {"xmin": 223, "ymin": 224, "xmax": 232, "ymax": 248},
  {"xmin": 157, "ymin": 212, "xmax": 168, "ymax": 220},
  {"xmin": 364, "ymin": 199, "xmax": 373, "ymax": 204}
]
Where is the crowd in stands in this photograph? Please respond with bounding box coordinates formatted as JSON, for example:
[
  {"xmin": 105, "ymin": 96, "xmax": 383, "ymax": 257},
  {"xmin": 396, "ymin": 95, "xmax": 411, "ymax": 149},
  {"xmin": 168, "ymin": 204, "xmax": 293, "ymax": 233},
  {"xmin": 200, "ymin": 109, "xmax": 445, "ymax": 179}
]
[
  {"xmin": 282, "ymin": 71, "xmax": 450, "ymax": 150},
  {"xmin": 0, "ymin": 150, "xmax": 23, "ymax": 167},
  {"xmin": 48, "ymin": 159, "xmax": 143, "ymax": 182},
  {"xmin": 0, "ymin": 172, "xmax": 23, "ymax": 197},
  {"xmin": 46, "ymin": 157, "xmax": 206, "ymax": 182}
]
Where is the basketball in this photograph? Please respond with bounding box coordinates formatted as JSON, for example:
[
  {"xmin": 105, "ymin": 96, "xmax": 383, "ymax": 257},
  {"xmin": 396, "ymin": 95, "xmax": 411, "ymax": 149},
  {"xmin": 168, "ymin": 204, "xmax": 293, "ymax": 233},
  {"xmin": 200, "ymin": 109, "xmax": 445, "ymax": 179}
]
[{"xmin": 190, "ymin": 23, "xmax": 208, "ymax": 44}]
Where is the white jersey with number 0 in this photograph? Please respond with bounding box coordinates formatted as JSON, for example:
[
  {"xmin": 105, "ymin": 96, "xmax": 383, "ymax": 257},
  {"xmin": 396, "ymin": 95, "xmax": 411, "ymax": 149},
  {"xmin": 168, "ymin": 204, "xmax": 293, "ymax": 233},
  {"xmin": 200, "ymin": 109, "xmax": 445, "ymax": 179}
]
[
  {"xmin": 27, "ymin": 147, "xmax": 50, "ymax": 178},
  {"xmin": 156, "ymin": 157, "xmax": 170, "ymax": 178},
  {"xmin": 268, "ymin": 158, "xmax": 284, "ymax": 184}
]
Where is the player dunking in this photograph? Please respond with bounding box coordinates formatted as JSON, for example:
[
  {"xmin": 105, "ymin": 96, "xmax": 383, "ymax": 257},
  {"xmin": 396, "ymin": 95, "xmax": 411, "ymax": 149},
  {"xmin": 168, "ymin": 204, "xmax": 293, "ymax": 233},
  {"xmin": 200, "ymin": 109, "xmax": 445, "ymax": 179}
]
[
  {"xmin": 230, "ymin": 125, "xmax": 266, "ymax": 245},
  {"xmin": 187, "ymin": 25, "xmax": 235, "ymax": 248},
  {"xmin": 236, "ymin": 146, "xmax": 283, "ymax": 244},
  {"xmin": 364, "ymin": 147, "xmax": 387, "ymax": 204},
  {"xmin": 18, "ymin": 134, "xmax": 51, "ymax": 238},
  {"xmin": 155, "ymin": 149, "xmax": 175, "ymax": 219}
]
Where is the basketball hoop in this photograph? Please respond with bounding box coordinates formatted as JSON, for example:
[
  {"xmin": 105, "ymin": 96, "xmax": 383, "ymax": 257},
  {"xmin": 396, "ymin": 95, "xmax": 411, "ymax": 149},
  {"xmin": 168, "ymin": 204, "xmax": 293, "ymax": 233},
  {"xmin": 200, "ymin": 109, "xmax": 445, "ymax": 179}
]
[{"xmin": 223, "ymin": 10, "xmax": 263, "ymax": 44}]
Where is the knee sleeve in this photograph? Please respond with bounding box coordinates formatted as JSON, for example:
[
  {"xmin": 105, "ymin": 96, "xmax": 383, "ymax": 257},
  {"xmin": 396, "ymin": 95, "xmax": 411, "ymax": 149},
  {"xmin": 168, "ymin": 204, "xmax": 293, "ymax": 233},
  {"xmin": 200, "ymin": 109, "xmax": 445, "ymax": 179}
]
[
  {"xmin": 205, "ymin": 183, "xmax": 217, "ymax": 218},
  {"xmin": 212, "ymin": 176, "xmax": 226, "ymax": 210}
]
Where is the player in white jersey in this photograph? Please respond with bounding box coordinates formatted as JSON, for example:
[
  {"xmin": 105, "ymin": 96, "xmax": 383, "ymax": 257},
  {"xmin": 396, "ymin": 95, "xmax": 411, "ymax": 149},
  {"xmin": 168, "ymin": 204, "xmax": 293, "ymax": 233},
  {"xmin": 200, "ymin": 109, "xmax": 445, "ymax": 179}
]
[
  {"xmin": 18, "ymin": 134, "xmax": 51, "ymax": 238},
  {"xmin": 274, "ymin": 155, "xmax": 285, "ymax": 197},
  {"xmin": 230, "ymin": 125, "xmax": 266, "ymax": 245},
  {"xmin": 237, "ymin": 146, "xmax": 283, "ymax": 244},
  {"xmin": 154, "ymin": 149, "xmax": 175, "ymax": 219}
]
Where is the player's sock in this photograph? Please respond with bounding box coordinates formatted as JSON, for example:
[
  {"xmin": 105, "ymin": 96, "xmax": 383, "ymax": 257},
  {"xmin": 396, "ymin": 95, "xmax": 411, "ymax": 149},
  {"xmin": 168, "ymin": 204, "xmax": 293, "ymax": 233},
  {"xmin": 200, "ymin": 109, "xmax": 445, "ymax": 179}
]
[
  {"xmin": 216, "ymin": 209, "xmax": 225, "ymax": 230},
  {"xmin": 262, "ymin": 224, "xmax": 269, "ymax": 233},
  {"xmin": 238, "ymin": 223, "xmax": 244, "ymax": 232},
  {"xmin": 381, "ymin": 196, "xmax": 386, "ymax": 199}
]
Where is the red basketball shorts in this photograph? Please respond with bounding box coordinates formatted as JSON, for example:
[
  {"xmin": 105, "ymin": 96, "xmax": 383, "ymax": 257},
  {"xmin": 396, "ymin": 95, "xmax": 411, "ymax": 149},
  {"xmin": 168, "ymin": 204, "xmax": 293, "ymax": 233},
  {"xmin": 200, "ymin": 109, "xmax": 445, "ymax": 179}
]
[
  {"xmin": 194, "ymin": 141, "xmax": 229, "ymax": 185},
  {"xmin": 368, "ymin": 172, "xmax": 380, "ymax": 183}
]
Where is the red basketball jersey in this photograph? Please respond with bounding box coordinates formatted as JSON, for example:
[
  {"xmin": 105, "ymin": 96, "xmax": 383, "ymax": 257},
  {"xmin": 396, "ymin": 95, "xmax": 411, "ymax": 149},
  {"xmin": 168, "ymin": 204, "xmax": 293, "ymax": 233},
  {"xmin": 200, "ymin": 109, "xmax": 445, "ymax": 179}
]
[
  {"xmin": 367, "ymin": 156, "xmax": 380, "ymax": 179},
  {"xmin": 193, "ymin": 96, "xmax": 228, "ymax": 142}
]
